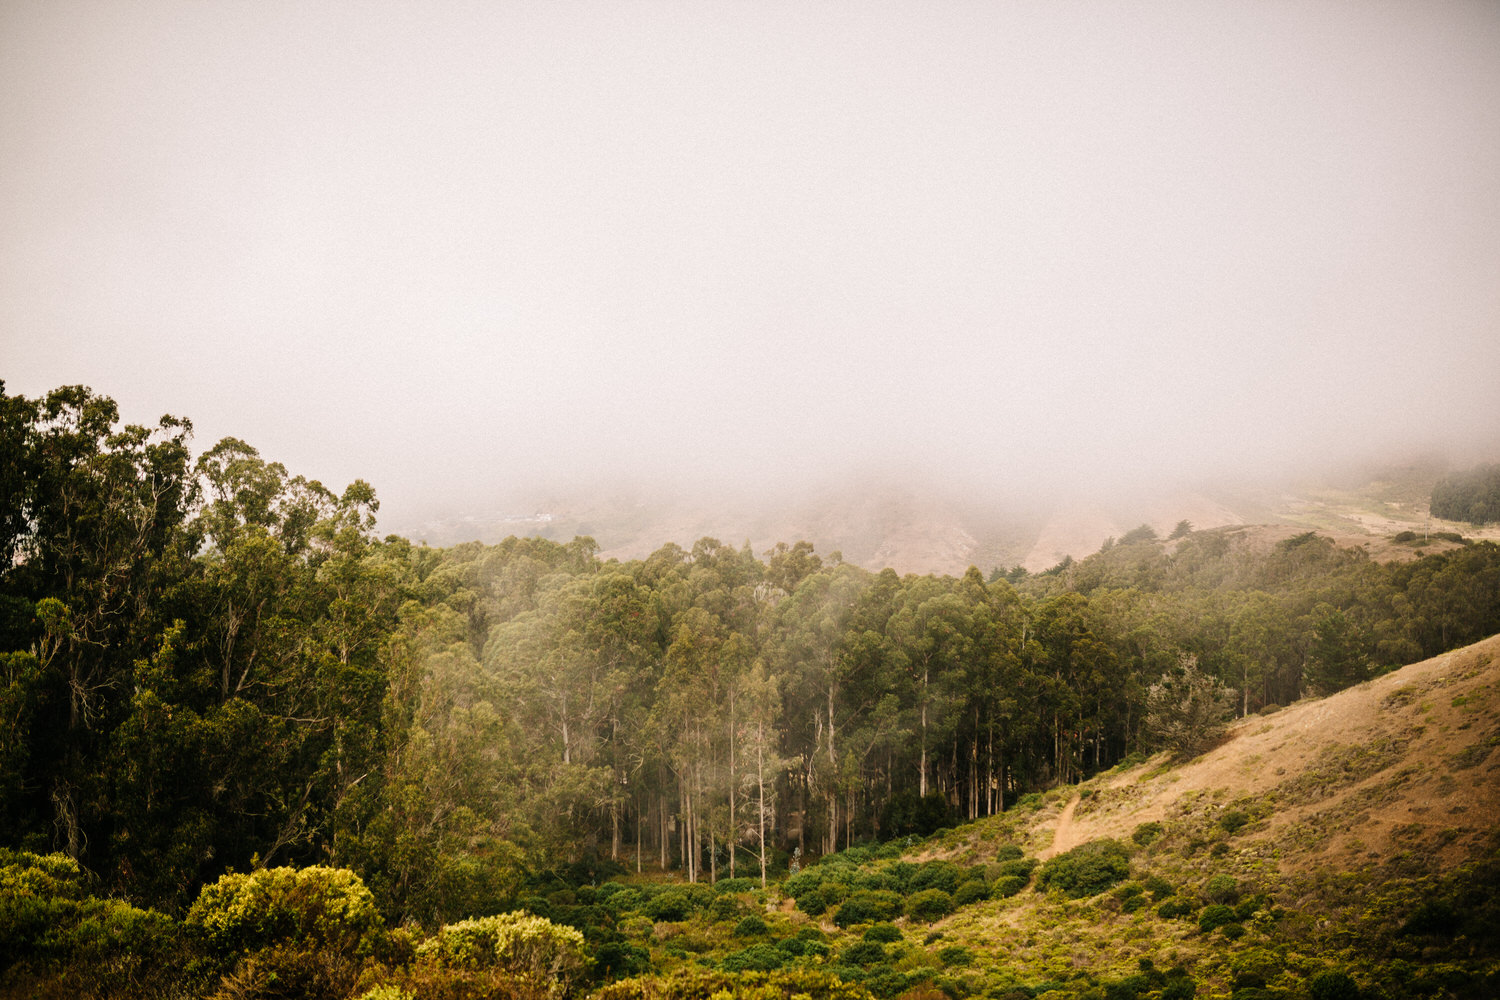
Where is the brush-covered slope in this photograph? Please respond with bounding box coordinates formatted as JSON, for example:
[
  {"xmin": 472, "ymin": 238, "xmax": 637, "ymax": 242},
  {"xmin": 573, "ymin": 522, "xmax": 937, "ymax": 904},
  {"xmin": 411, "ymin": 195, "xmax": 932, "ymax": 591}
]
[{"xmin": 868, "ymin": 635, "xmax": 1500, "ymax": 999}]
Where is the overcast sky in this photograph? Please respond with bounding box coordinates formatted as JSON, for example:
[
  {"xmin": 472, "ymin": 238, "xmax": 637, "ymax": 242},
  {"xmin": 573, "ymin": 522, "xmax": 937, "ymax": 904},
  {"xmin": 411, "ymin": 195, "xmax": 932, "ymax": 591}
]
[{"xmin": 4, "ymin": 1, "xmax": 1499, "ymax": 523}]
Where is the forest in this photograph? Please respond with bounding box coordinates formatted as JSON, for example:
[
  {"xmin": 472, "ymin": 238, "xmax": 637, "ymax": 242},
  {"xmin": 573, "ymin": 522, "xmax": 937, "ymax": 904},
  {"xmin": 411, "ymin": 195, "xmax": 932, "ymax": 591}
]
[{"xmin": 3, "ymin": 383, "xmax": 1500, "ymax": 999}]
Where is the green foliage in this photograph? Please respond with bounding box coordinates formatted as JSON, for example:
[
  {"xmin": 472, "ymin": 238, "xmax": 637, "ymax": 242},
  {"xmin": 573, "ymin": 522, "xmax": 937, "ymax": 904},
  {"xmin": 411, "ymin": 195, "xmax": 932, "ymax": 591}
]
[
  {"xmin": 1038, "ymin": 839, "xmax": 1132, "ymax": 898},
  {"xmin": 644, "ymin": 889, "xmax": 695, "ymax": 922},
  {"xmin": 0, "ymin": 849, "xmax": 182, "ymax": 987},
  {"xmin": 1308, "ymin": 969, "xmax": 1360, "ymax": 1000},
  {"xmin": 1144, "ymin": 657, "xmax": 1234, "ymax": 757},
  {"xmin": 953, "ymin": 879, "xmax": 988, "ymax": 906},
  {"xmin": 1132, "ymin": 821, "xmax": 1164, "ymax": 846},
  {"xmin": 1156, "ymin": 898, "xmax": 1193, "ymax": 919},
  {"xmin": 833, "ymin": 889, "xmax": 903, "ymax": 927},
  {"xmin": 905, "ymin": 888, "xmax": 955, "ymax": 921},
  {"xmin": 1431, "ymin": 463, "xmax": 1500, "ymax": 525},
  {"xmin": 1202, "ymin": 873, "xmax": 1240, "ymax": 904},
  {"xmin": 840, "ymin": 939, "xmax": 887, "ymax": 964},
  {"xmin": 863, "ymin": 922, "xmax": 902, "ymax": 942},
  {"xmin": 1198, "ymin": 903, "xmax": 1238, "ymax": 933},
  {"xmin": 187, "ymin": 865, "xmax": 386, "ymax": 959},
  {"xmin": 720, "ymin": 942, "xmax": 787, "ymax": 972},
  {"xmin": 732, "ymin": 914, "xmax": 768, "ymax": 937},
  {"xmin": 416, "ymin": 910, "xmax": 586, "ymax": 996}
]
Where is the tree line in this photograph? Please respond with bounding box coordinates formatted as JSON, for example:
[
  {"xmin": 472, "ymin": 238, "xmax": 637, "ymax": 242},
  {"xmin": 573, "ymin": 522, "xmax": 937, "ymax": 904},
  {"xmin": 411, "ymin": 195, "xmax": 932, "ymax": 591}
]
[{"xmin": 3, "ymin": 382, "xmax": 1499, "ymax": 927}]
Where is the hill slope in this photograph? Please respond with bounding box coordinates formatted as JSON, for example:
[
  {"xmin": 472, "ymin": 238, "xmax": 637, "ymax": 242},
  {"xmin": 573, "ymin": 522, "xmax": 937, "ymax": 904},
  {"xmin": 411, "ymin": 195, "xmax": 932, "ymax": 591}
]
[{"xmin": 898, "ymin": 635, "xmax": 1500, "ymax": 997}]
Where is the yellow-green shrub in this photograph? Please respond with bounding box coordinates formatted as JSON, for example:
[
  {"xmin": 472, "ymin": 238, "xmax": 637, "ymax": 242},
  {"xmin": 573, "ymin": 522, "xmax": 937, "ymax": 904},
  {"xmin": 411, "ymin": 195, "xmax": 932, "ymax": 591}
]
[
  {"xmin": 417, "ymin": 911, "xmax": 586, "ymax": 997},
  {"xmin": 186, "ymin": 865, "xmax": 386, "ymax": 959}
]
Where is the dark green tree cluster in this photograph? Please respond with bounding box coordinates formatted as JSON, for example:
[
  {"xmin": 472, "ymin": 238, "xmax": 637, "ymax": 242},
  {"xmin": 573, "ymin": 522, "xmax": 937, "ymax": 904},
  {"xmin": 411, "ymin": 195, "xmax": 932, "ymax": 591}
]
[{"xmin": 1431, "ymin": 462, "xmax": 1500, "ymax": 525}]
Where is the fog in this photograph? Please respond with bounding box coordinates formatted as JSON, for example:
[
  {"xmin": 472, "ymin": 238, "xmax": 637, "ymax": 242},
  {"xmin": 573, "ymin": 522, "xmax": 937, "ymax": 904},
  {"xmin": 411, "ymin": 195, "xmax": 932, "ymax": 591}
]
[{"xmin": 4, "ymin": 1, "xmax": 1499, "ymax": 536}]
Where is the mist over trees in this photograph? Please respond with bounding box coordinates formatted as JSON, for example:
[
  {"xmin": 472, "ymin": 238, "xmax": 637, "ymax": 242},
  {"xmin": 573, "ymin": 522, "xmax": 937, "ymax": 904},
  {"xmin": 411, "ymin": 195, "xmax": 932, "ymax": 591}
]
[{"xmin": 4, "ymin": 382, "xmax": 1500, "ymax": 933}]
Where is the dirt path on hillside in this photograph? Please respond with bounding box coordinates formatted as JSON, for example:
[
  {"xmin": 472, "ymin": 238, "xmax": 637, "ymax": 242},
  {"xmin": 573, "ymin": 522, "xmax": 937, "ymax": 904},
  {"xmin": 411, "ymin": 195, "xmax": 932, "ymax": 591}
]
[{"xmin": 1041, "ymin": 794, "xmax": 1082, "ymax": 859}]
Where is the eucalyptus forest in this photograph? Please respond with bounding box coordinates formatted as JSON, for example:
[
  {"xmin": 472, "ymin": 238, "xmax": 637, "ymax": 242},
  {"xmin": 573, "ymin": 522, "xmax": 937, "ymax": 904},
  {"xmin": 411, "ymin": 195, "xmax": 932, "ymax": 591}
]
[{"xmin": 3, "ymin": 382, "xmax": 1499, "ymax": 999}]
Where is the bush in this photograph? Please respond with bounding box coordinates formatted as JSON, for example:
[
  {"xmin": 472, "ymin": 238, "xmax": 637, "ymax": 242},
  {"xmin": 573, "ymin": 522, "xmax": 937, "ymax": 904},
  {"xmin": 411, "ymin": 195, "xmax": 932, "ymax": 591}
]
[
  {"xmin": 996, "ymin": 857, "xmax": 1038, "ymax": 880},
  {"xmin": 1132, "ymin": 822, "xmax": 1164, "ymax": 847},
  {"xmin": 863, "ymin": 922, "xmax": 902, "ymax": 942},
  {"xmin": 833, "ymin": 890, "xmax": 903, "ymax": 928},
  {"xmin": 644, "ymin": 890, "xmax": 693, "ymax": 922},
  {"xmin": 906, "ymin": 889, "xmax": 954, "ymax": 922},
  {"xmin": 1218, "ymin": 811, "xmax": 1250, "ymax": 835},
  {"xmin": 1037, "ymin": 839, "xmax": 1131, "ymax": 898},
  {"xmin": 592, "ymin": 940, "xmax": 650, "ymax": 979},
  {"xmin": 1308, "ymin": 969, "xmax": 1360, "ymax": 1000},
  {"xmin": 720, "ymin": 943, "xmax": 787, "ymax": 973},
  {"xmin": 910, "ymin": 861, "xmax": 961, "ymax": 895},
  {"xmin": 992, "ymin": 875, "xmax": 1030, "ymax": 898},
  {"xmin": 0, "ymin": 850, "xmax": 183, "ymax": 989},
  {"xmin": 1202, "ymin": 874, "xmax": 1240, "ymax": 904},
  {"xmin": 995, "ymin": 844, "xmax": 1025, "ymax": 862},
  {"xmin": 1157, "ymin": 899, "xmax": 1193, "ymax": 919},
  {"xmin": 187, "ymin": 865, "xmax": 385, "ymax": 959},
  {"xmin": 1144, "ymin": 875, "xmax": 1175, "ymax": 899},
  {"xmin": 937, "ymin": 944, "xmax": 973, "ymax": 967},
  {"xmin": 417, "ymin": 911, "xmax": 586, "ymax": 996},
  {"xmin": 714, "ymin": 877, "xmax": 757, "ymax": 894},
  {"xmin": 1198, "ymin": 904, "xmax": 1237, "ymax": 933},
  {"xmin": 953, "ymin": 880, "xmax": 988, "ymax": 907},
  {"xmin": 839, "ymin": 940, "xmax": 887, "ymax": 965},
  {"xmin": 733, "ymin": 915, "xmax": 768, "ymax": 937}
]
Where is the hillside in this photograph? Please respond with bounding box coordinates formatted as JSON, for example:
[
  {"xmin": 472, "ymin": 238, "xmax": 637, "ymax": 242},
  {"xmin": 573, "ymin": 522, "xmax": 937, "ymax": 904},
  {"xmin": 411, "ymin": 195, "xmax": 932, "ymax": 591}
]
[{"xmin": 880, "ymin": 635, "xmax": 1500, "ymax": 998}]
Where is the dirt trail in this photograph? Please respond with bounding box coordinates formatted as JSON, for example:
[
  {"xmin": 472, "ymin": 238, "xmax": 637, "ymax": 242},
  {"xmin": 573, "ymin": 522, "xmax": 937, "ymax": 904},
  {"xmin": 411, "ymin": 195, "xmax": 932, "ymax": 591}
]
[{"xmin": 1041, "ymin": 794, "xmax": 1082, "ymax": 860}]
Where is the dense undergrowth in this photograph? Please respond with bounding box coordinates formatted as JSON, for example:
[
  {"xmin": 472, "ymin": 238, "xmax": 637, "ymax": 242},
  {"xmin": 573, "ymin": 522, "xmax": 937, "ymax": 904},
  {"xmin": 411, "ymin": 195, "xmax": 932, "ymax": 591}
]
[{"xmin": 5, "ymin": 783, "xmax": 1497, "ymax": 999}]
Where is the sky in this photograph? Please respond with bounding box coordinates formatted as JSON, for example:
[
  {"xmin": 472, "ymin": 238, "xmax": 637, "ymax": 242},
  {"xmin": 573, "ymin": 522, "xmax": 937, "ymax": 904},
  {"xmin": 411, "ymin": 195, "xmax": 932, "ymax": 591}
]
[{"xmin": 4, "ymin": 1, "xmax": 1499, "ymax": 528}]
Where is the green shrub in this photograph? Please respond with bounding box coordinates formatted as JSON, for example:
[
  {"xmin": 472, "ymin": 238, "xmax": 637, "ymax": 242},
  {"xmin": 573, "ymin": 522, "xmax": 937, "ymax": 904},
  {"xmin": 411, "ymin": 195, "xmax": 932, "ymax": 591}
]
[
  {"xmin": 937, "ymin": 945, "xmax": 972, "ymax": 967},
  {"xmin": 1218, "ymin": 811, "xmax": 1250, "ymax": 835},
  {"xmin": 1038, "ymin": 839, "xmax": 1131, "ymax": 898},
  {"xmin": 775, "ymin": 937, "xmax": 808, "ymax": 956},
  {"xmin": 906, "ymin": 889, "xmax": 954, "ymax": 922},
  {"xmin": 187, "ymin": 866, "xmax": 385, "ymax": 959},
  {"xmin": 592, "ymin": 940, "xmax": 650, "ymax": 979},
  {"xmin": 1144, "ymin": 875, "xmax": 1175, "ymax": 899},
  {"xmin": 992, "ymin": 875, "xmax": 1030, "ymax": 898},
  {"xmin": 1308, "ymin": 969, "xmax": 1360, "ymax": 1000},
  {"xmin": 833, "ymin": 890, "xmax": 903, "ymax": 927},
  {"xmin": 417, "ymin": 911, "xmax": 586, "ymax": 996},
  {"xmin": 863, "ymin": 922, "xmax": 902, "ymax": 942},
  {"xmin": 733, "ymin": 915, "xmax": 768, "ymax": 937},
  {"xmin": 1202, "ymin": 874, "xmax": 1240, "ymax": 904},
  {"xmin": 1198, "ymin": 904, "xmax": 1237, "ymax": 933},
  {"xmin": 1230, "ymin": 947, "xmax": 1283, "ymax": 990},
  {"xmin": 1132, "ymin": 822, "xmax": 1164, "ymax": 847},
  {"xmin": 797, "ymin": 894, "xmax": 827, "ymax": 917},
  {"xmin": 840, "ymin": 940, "xmax": 887, "ymax": 965},
  {"xmin": 644, "ymin": 890, "xmax": 693, "ymax": 922},
  {"xmin": 1157, "ymin": 899, "xmax": 1193, "ymax": 919},
  {"xmin": 720, "ymin": 943, "xmax": 787, "ymax": 972},
  {"xmin": 910, "ymin": 861, "xmax": 961, "ymax": 894},
  {"xmin": 714, "ymin": 877, "xmax": 756, "ymax": 894},
  {"xmin": 1220, "ymin": 922, "xmax": 1245, "ymax": 939},
  {"xmin": 954, "ymin": 880, "xmax": 988, "ymax": 907},
  {"xmin": 0, "ymin": 850, "xmax": 183, "ymax": 988},
  {"xmin": 995, "ymin": 844, "xmax": 1025, "ymax": 862}
]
